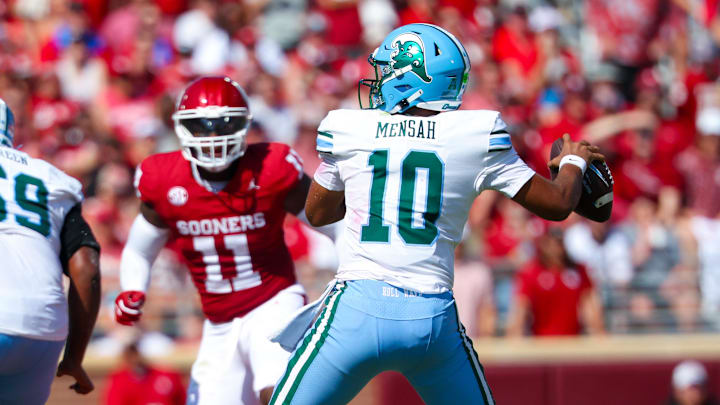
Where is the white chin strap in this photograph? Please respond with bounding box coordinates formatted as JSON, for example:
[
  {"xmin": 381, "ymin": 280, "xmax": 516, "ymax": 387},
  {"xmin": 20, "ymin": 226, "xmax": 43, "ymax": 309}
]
[{"xmin": 389, "ymin": 89, "xmax": 424, "ymax": 114}]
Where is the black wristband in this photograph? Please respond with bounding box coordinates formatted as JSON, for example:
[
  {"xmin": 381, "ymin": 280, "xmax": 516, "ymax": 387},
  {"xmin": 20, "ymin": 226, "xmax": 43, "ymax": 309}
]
[{"xmin": 60, "ymin": 203, "xmax": 100, "ymax": 275}]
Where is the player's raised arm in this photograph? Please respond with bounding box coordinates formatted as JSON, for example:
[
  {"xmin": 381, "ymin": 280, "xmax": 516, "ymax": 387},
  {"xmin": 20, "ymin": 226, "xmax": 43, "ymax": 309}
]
[
  {"xmin": 304, "ymin": 179, "xmax": 346, "ymax": 227},
  {"xmin": 512, "ymin": 134, "xmax": 605, "ymax": 221},
  {"xmin": 115, "ymin": 202, "xmax": 170, "ymax": 326},
  {"xmin": 56, "ymin": 204, "xmax": 102, "ymax": 394}
]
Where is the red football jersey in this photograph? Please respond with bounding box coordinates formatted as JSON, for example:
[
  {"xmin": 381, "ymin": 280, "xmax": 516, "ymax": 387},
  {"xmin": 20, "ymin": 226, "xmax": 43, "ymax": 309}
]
[{"xmin": 136, "ymin": 143, "xmax": 304, "ymax": 323}]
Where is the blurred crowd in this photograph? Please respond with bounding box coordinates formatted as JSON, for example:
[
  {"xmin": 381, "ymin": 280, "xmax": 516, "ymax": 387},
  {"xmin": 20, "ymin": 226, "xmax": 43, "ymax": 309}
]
[{"xmin": 1, "ymin": 0, "xmax": 720, "ymax": 352}]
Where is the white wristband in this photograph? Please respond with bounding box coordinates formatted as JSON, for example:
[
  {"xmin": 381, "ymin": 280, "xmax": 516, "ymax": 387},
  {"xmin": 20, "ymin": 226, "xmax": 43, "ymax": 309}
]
[{"xmin": 559, "ymin": 155, "xmax": 587, "ymax": 174}]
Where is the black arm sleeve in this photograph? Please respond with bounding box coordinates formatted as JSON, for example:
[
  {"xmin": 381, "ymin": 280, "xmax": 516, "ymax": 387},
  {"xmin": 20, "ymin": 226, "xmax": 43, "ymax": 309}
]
[{"xmin": 60, "ymin": 203, "xmax": 100, "ymax": 275}]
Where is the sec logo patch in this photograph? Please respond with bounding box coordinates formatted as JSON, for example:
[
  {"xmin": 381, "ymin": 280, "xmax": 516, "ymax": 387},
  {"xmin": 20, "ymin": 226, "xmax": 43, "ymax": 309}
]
[{"xmin": 167, "ymin": 186, "xmax": 188, "ymax": 206}]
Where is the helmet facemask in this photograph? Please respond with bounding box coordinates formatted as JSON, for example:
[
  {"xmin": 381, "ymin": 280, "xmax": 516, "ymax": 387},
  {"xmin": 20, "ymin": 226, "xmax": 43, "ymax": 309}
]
[
  {"xmin": 173, "ymin": 106, "xmax": 251, "ymax": 172},
  {"xmin": 358, "ymin": 53, "xmax": 386, "ymax": 110}
]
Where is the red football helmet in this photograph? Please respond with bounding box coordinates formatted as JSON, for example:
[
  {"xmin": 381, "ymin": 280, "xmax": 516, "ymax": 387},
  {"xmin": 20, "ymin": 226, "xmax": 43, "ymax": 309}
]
[{"xmin": 172, "ymin": 76, "xmax": 252, "ymax": 171}]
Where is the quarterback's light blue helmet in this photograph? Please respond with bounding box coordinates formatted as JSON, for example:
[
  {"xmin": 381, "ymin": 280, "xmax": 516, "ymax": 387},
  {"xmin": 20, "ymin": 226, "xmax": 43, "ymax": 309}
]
[
  {"xmin": 359, "ymin": 23, "xmax": 470, "ymax": 114},
  {"xmin": 0, "ymin": 98, "xmax": 15, "ymax": 148}
]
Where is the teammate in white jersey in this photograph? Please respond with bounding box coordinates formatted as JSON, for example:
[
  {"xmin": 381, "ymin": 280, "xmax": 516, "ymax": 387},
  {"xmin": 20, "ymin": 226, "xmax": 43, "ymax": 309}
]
[
  {"xmin": 0, "ymin": 99, "xmax": 101, "ymax": 404},
  {"xmin": 269, "ymin": 24, "xmax": 604, "ymax": 404}
]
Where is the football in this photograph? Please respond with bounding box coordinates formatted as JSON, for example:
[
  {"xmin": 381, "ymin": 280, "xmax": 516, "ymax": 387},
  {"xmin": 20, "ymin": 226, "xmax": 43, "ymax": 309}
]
[{"xmin": 549, "ymin": 137, "xmax": 613, "ymax": 222}]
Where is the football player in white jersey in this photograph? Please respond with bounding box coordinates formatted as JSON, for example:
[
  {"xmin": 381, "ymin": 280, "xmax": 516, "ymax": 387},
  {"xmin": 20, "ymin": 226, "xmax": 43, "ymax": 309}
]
[
  {"xmin": 269, "ymin": 24, "xmax": 604, "ymax": 404},
  {"xmin": 0, "ymin": 99, "xmax": 101, "ymax": 404}
]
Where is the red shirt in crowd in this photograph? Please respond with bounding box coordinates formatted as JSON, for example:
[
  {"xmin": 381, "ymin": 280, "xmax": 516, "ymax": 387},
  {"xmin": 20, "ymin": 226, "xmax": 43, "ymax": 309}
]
[
  {"xmin": 514, "ymin": 261, "xmax": 593, "ymax": 336},
  {"xmin": 612, "ymin": 153, "xmax": 684, "ymax": 221},
  {"xmin": 105, "ymin": 367, "xmax": 186, "ymax": 405},
  {"xmin": 320, "ymin": 5, "xmax": 363, "ymax": 47},
  {"xmin": 484, "ymin": 214, "xmax": 523, "ymax": 260},
  {"xmin": 676, "ymin": 146, "xmax": 720, "ymax": 218},
  {"xmin": 587, "ymin": 0, "xmax": 673, "ymax": 66},
  {"xmin": 491, "ymin": 25, "xmax": 538, "ymax": 77}
]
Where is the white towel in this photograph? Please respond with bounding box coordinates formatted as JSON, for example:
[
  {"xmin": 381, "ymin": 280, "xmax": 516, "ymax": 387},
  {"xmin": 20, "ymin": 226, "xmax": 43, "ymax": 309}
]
[{"xmin": 270, "ymin": 279, "xmax": 338, "ymax": 352}]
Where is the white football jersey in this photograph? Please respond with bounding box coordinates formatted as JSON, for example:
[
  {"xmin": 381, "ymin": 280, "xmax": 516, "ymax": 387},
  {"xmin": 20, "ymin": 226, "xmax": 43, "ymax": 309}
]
[
  {"xmin": 0, "ymin": 146, "xmax": 83, "ymax": 341},
  {"xmin": 314, "ymin": 109, "xmax": 535, "ymax": 293}
]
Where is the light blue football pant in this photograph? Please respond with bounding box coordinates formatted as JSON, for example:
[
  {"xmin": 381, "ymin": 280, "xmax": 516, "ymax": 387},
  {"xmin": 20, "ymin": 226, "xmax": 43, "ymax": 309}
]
[
  {"xmin": 269, "ymin": 280, "xmax": 495, "ymax": 405},
  {"xmin": 0, "ymin": 333, "xmax": 65, "ymax": 405}
]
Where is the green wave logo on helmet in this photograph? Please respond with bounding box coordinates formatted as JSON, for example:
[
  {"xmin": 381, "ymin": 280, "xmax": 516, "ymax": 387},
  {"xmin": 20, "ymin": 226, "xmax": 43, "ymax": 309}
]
[{"xmin": 389, "ymin": 33, "xmax": 432, "ymax": 83}]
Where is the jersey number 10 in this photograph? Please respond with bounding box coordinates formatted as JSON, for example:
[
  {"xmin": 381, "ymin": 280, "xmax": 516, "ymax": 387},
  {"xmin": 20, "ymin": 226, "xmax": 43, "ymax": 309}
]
[
  {"xmin": 361, "ymin": 150, "xmax": 444, "ymax": 245},
  {"xmin": 0, "ymin": 163, "xmax": 50, "ymax": 236}
]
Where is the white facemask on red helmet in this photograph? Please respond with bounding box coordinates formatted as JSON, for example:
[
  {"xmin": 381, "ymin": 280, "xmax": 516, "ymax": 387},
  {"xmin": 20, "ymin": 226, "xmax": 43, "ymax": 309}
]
[{"xmin": 173, "ymin": 76, "xmax": 252, "ymax": 171}]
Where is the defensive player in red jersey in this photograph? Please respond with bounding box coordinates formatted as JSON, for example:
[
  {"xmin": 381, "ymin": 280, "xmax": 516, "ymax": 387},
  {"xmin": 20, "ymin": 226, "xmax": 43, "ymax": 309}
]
[{"xmin": 114, "ymin": 76, "xmax": 322, "ymax": 405}]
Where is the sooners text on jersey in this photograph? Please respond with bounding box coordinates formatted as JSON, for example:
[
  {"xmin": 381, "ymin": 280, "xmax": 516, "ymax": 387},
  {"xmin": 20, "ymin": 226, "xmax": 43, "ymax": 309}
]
[{"xmin": 136, "ymin": 143, "xmax": 303, "ymax": 323}]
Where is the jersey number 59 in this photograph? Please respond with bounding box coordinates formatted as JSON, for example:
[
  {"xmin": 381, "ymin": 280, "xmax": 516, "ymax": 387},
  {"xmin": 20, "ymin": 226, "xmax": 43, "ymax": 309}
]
[{"xmin": 0, "ymin": 163, "xmax": 50, "ymax": 236}]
